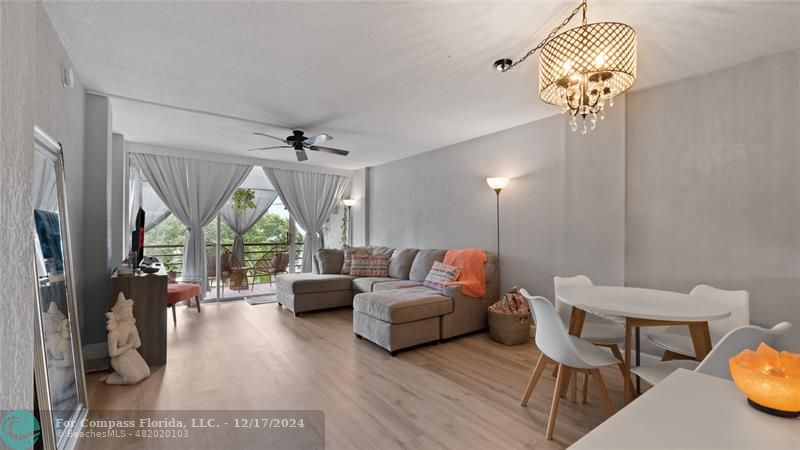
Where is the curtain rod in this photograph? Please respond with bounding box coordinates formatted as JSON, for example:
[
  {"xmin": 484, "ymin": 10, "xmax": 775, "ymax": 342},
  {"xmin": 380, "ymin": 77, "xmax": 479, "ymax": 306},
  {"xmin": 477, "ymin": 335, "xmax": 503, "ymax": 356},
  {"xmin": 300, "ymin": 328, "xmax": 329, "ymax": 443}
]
[{"xmin": 126, "ymin": 141, "xmax": 355, "ymax": 177}]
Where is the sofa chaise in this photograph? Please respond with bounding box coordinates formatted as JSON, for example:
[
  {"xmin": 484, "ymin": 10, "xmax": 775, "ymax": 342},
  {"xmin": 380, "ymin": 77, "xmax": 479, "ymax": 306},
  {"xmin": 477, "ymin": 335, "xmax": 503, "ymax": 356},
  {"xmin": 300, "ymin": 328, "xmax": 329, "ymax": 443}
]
[{"xmin": 275, "ymin": 247, "xmax": 498, "ymax": 354}]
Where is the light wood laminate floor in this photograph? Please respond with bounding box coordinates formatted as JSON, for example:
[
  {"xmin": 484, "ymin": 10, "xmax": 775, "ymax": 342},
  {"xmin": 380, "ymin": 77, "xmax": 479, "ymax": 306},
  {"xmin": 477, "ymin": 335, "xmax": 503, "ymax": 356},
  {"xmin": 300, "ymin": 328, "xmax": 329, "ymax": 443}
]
[{"xmin": 85, "ymin": 301, "xmax": 624, "ymax": 449}]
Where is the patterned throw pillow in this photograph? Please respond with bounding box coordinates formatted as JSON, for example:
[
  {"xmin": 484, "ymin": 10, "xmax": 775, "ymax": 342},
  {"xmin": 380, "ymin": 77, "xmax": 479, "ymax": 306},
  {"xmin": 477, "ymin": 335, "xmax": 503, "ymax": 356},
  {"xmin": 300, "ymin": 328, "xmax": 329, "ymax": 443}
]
[
  {"xmin": 423, "ymin": 261, "xmax": 461, "ymax": 291},
  {"xmin": 350, "ymin": 255, "xmax": 391, "ymax": 277},
  {"xmin": 342, "ymin": 245, "xmax": 372, "ymax": 274}
]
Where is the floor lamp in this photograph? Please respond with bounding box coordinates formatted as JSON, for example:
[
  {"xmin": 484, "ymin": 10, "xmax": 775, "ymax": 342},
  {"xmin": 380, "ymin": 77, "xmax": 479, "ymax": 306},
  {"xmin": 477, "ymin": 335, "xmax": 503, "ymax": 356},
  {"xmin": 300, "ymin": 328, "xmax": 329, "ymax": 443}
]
[
  {"xmin": 342, "ymin": 198, "xmax": 356, "ymax": 245},
  {"xmin": 486, "ymin": 177, "xmax": 509, "ymax": 291}
]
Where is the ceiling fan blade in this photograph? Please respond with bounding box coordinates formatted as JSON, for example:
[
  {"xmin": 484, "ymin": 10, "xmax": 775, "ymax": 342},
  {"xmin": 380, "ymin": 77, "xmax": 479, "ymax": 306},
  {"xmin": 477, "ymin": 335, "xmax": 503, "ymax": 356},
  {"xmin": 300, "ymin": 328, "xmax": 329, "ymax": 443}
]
[
  {"xmin": 305, "ymin": 133, "xmax": 333, "ymax": 146},
  {"xmin": 246, "ymin": 146, "xmax": 291, "ymax": 152},
  {"xmin": 253, "ymin": 132, "xmax": 287, "ymax": 144},
  {"xmin": 295, "ymin": 149, "xmax": 309, "ymax": 162},
  {"xmin": 308, "ymin": 145, "xmax": 350, "ymax": 156}
]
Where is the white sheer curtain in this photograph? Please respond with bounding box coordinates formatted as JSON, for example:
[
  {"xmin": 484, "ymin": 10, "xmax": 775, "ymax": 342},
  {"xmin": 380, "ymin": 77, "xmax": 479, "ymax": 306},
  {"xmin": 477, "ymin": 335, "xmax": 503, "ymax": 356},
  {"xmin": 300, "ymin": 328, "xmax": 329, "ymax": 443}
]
[
  {"xmin": 133, "ymin": 153, "xmax": 251, "ymax": 294},
  {"xmin": 128, "ymin": 164, "xmax": 171, "ymax": 233},
  {"xmin": 262, "ymin": 167, "xmax": 350, "ymax": 272},
  {"xmin": 127, "ymin": 164, "xmax": 173, "ymax": 255},
  {"xmin": 33, "ymin": 152, "xmax": 58, "ymax": 212},
  {"xmin": 219, "ymin": 189, "xmax": 278, "ymax": 266}
]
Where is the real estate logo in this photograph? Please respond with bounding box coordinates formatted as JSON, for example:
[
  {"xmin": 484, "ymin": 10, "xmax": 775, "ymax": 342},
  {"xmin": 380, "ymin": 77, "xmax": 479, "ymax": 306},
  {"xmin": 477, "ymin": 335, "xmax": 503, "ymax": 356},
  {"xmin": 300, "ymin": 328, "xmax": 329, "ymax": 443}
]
[{"xmin": 0, "ymin": 410, "xmax": 40, "ymax": 450}]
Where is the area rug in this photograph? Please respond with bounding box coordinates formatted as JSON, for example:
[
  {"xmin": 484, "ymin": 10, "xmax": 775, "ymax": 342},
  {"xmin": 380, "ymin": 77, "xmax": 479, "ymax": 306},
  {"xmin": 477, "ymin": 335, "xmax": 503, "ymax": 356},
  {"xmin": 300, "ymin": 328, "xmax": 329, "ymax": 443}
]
[{"xmin": 245, "ymin": 295, "xmax": 278, "ymax": 306}]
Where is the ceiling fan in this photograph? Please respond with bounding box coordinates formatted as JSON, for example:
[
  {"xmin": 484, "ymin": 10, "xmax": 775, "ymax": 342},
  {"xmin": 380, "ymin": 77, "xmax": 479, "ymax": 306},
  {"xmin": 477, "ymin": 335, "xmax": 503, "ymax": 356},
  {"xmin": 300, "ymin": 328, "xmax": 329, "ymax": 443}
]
[{"xmin": 247, "ymin": 130, "xmax": 350, "ymax": 162}]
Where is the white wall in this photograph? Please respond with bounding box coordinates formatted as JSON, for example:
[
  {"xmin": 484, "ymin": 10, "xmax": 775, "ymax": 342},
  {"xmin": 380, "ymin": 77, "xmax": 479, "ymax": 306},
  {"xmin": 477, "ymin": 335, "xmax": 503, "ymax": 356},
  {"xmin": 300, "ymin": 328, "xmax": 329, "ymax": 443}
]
[
  {"xmin": 368, "ymin": 102, "xmax": 627, "ymax": 299},
  {"xmin": 626, "ymin": 49, "xmax": 800, "ymax": 349},
  {"xmin": 0, "ymin": 0, "xmax": 37, "ymax": 411},
  {"xmin": 1, "ymin": 0, "xmax": 86, "ymax": 410}
]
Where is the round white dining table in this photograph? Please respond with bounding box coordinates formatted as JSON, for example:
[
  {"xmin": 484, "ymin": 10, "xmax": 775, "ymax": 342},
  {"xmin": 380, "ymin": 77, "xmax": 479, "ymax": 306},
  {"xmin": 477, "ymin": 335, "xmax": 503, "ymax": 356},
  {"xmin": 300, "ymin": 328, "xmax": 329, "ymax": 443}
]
[{"xmin": 556, "ymin": 286, "xmax": 731, "ymax": 404}]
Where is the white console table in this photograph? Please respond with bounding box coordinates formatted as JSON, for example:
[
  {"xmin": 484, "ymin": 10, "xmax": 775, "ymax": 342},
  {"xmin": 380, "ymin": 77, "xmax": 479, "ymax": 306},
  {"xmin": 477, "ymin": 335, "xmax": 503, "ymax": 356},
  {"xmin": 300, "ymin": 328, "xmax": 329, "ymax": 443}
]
[{"xmin": 570, "ymin": 369, "xmax": 799, "ymax": 449}]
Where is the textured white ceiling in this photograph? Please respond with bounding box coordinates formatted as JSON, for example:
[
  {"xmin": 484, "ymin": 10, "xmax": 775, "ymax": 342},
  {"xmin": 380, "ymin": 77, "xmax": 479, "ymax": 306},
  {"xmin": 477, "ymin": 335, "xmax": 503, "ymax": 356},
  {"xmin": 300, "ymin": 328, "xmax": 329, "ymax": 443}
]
[{"xmin": 44, "ymin": 1, "xmax": 800, "ymax": 170}]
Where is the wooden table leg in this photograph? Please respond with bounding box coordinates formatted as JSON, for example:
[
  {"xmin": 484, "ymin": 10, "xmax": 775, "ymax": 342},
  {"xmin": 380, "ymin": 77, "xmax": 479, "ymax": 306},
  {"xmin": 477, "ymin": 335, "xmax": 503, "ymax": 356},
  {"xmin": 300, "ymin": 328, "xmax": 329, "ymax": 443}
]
[
  {"xmin": 688, "ymin": 321, "xmax": 713, "ymax": 360},
  {"xmin": 568, "ymin": 307, "xmax": 587, "ymax": 336},
  {"xmin": 623, "ymin": 318, "xmax": 633, "ymax": 405}
]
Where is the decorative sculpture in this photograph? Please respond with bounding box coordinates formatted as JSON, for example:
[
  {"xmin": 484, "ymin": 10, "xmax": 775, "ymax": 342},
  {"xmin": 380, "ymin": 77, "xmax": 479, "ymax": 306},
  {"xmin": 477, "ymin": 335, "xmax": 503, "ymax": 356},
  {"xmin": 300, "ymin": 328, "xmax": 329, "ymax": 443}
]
[{"xmin": 102, "ymin": 293, "xmax": 150, "ymax": 385}]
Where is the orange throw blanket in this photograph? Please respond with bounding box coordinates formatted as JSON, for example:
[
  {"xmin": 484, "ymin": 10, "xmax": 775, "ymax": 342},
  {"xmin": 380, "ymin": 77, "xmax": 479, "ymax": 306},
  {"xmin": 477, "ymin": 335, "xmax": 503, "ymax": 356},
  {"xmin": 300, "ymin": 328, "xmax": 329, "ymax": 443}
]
[{"xmin": 444, "ymin": 248, "xmax": 487, "ymax": 298}]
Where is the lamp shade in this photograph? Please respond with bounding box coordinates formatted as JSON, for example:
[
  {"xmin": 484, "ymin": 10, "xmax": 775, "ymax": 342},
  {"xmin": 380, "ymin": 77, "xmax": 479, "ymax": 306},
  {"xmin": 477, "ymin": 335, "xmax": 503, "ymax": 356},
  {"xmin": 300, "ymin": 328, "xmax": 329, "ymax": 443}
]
[
  {"xmin": 486, "ymin": 177, "xmax": 510, "ymax": 191},
  {"xmin": 342, "ymin": 199, "xmax": 357, "ymax": 207}
]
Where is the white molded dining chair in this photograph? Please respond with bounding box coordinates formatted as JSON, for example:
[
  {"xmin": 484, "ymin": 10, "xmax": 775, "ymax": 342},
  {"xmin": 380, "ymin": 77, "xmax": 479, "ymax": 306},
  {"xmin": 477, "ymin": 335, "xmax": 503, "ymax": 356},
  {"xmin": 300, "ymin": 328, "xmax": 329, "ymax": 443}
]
[
  {"xmin": 633, "ymin": 322, "xmax": 791, "ymax": 386},
  {"xmin": 554, "ymin": 276, "xmax": 633, "ymax": 396},
  {"xmin": 648, "ymin": 284, "xmax": 750, "ymax": 360},
  {"xmin": 519, "ymin": 289, "xmax": 618, "ymax": 441}
]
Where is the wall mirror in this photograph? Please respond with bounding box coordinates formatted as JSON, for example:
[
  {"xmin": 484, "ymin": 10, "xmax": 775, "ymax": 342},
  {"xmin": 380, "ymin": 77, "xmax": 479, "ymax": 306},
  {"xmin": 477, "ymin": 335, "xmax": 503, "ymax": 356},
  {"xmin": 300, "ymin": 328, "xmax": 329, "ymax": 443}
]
[{"xmin": 33, "ymin": 126, "xmax": 88, "ymax": 450}]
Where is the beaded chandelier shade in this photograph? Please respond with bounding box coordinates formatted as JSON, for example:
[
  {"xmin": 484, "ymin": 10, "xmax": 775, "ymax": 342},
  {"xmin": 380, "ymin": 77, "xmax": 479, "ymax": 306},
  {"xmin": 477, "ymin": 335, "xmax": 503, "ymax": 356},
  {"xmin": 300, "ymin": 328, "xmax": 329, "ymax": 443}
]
[
  {"xmin": 539, "ymin": 22, "xmax": 636, "ymax": 106},
  {"xmin": 494, "ymin": 0, "xmax": 637, "ymax": 134}
]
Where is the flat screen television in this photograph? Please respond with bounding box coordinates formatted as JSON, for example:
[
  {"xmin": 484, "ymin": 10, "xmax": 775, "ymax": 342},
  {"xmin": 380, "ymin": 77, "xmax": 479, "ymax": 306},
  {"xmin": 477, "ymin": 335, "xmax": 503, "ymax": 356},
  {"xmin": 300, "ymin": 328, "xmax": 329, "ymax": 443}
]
[{"xmin": 131, "ymin": 207, "xmax": 145, "ymax": 267}]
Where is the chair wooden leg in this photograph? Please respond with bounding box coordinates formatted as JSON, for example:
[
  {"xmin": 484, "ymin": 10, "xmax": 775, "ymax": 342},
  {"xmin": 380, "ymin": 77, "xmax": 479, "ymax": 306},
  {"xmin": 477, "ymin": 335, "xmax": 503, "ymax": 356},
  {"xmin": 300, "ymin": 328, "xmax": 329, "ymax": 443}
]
[
  {"xmin": 521, "ymin": 353, "xmax": 550, "ymax": 406},
  {"xmin": 590, "ymin": 369, "xmax": 615, "ymax": 416},
  {"xmin": 195, "ymin": 296, "xmax": 201, "ymax": 312},
  {"xmin": 547, "ymin": 364, "xmax": 568, "ymax": 440},
  {"xmin": 582, "ymin": 370, "xmax": 589, "ymax": 404},
  {"xmin": 610, "ymin": 344, "xmax": 636, "ymax": 395},
  {"xmin": 171, "ymin": 304, "xmax": 177, "ymax": 326},
  {"xmin": 560, "ymin": 367, "xmax": 573, "ymax": 398},
  {"xmin": 570, "ymin": 369, "xmax": 578, "ymax": 403}
]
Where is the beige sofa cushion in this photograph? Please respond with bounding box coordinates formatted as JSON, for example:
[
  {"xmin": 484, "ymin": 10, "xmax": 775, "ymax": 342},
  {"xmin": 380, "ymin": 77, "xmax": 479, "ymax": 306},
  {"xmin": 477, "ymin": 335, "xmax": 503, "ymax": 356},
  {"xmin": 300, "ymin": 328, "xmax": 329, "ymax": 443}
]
[
  {"xmin": 408, "ymin": 249, "xmax": 447, "ymax": 282},
  {"xmin": 372, "ymin": 280, "xmax": 423, "ymax": 292},
  {"xmin": 276, "ymin": 273, "xmax": 356, "ymax": 294},
  {"xmin": 353, "ymin": 287, "xmax": 453, "ymax": 324},
  {"xmin": 352, "ymin": 277, "xmax": 398, "ymax": 293}
]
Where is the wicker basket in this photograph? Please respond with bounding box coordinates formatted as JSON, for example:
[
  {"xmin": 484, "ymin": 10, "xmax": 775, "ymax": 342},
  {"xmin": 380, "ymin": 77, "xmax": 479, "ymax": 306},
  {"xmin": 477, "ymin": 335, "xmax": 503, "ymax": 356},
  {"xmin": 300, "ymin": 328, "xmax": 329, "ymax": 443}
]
[{"xmin": 488, "ymin": 309, "xmax": 532, "ymax": 346}]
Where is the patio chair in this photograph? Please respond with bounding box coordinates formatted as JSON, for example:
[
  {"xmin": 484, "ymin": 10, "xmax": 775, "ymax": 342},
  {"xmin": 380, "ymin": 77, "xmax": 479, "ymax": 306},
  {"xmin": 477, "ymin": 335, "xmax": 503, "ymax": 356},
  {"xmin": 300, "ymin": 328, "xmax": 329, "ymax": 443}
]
[
  {"xmin": 250, "ymin": 251, "xmax": 290, "ymax": 290},
  {"xmin": 207, "ymin": 248, "xmax": 236, "ymax": 296}
]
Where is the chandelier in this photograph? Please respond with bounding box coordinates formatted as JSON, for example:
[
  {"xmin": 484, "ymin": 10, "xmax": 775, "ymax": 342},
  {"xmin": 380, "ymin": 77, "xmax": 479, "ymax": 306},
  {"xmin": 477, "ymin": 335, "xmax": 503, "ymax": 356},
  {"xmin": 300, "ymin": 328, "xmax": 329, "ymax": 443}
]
[{"xmin": 494, "ymin": 0, "xmax": 637, "ymax": 134}]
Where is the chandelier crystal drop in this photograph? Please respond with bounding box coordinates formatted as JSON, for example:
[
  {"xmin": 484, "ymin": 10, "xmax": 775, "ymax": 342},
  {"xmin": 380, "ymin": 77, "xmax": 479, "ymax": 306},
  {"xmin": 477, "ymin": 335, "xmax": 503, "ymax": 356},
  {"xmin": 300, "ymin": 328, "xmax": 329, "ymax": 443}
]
[{"xmin": 494, "ymin": 0, "xmax": 637, "ymax": 133}]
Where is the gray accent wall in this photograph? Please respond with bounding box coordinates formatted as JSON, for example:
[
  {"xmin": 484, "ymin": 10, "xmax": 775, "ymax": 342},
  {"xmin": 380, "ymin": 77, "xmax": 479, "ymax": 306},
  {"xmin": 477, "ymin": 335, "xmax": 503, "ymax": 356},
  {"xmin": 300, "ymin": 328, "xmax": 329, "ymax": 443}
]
[
  {"xmin": 1, "ymin": 1, "xmax": 86, "ymax": 409},
  {"xmin": 626, "ymin": 49, "xmax": 800, "ymax": 348},
  {"xmin": 368, "ymin": 101, "xmax": 627, "ymax": 301},
  {"xmin": 82, "ymin": 94, "xmax": 113, "ymax": 346},
  {"xmin": 369, "ymin": 49, "xmax": 799, "ymax": 350}
]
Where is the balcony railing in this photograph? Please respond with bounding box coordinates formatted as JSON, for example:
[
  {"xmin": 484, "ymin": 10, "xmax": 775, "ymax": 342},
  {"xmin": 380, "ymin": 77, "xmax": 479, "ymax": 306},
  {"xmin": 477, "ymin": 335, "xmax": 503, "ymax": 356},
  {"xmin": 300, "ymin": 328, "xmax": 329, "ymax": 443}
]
[{"xmin": 144, "ymin": 241, "xmax": 304, "ymax": 276}]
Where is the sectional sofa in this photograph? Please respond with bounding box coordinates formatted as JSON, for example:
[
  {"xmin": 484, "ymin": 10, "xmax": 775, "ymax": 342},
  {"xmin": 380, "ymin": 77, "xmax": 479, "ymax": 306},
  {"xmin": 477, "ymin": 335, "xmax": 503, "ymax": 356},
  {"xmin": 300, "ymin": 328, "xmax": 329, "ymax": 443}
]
[{"xmin": 275, "ymin": 247, "xmax": 499, "ymax": 355}]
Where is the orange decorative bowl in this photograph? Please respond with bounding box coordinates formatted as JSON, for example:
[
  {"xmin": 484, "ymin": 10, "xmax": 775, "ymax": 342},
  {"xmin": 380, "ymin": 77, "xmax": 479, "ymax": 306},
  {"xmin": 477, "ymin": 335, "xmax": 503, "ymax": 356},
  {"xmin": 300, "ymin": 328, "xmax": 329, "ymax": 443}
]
[{"xmin": 729, "ymin": 343, "xmax": 800, "ymax": 418}]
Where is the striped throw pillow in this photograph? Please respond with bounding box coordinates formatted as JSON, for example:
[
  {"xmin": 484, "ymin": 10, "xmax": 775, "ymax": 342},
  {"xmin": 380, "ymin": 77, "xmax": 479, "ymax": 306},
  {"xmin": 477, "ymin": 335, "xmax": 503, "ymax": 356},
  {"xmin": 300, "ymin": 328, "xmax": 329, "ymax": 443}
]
[
  {"xmin": 350, "ymin": 255, "xmax": 391, "ymax": 277},
  {"xmin": 423, "ymin": 261, "xmax": 461, "ymax": 291}
]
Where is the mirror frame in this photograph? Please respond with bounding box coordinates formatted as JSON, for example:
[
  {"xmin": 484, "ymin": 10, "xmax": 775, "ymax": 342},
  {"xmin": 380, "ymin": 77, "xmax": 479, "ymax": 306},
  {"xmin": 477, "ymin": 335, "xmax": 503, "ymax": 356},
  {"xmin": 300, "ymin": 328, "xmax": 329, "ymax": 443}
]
[{"xmin": 32, "ymin": 125, "xmax": 88, "ymax": 450}]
